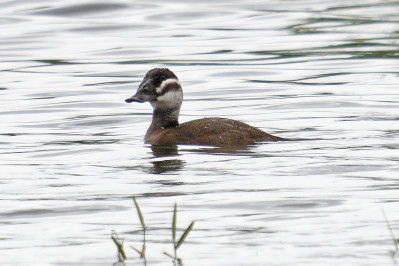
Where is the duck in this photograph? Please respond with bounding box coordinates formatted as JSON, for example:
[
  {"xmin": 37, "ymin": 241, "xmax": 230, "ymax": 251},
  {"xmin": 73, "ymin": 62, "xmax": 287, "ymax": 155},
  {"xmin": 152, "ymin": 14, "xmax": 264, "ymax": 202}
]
[{"xmin": 125, "ymin": 68, "xmax": 287, "ymax": 147}]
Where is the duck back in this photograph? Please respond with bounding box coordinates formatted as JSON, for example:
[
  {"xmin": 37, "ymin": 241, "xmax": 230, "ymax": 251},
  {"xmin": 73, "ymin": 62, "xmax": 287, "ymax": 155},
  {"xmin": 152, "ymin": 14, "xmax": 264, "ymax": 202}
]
[{"xmin": 145, "ymin": 117, "xmax": 286, "ymax": 146}]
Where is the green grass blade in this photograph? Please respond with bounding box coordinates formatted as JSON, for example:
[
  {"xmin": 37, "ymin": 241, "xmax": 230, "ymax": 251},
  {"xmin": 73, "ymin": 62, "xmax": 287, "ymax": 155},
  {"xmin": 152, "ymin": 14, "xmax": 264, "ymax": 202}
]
[
  {"xmin": 111, "ymin": 235, "xmax": 127, "ymax": 260},
  {"xmin": 132, "ymin": 196, "xmax": 146, "ymax": 230},
  {"xmin": 383, "ymin": 209, "xmax": 399, "ymax": 251},
  {"xmin": 176, "ymin": 221, "xmax": 195, "ymax": 250},
  {"xmin": 173, "ymin": 203, "xmax": 177, "ymax": 246}
]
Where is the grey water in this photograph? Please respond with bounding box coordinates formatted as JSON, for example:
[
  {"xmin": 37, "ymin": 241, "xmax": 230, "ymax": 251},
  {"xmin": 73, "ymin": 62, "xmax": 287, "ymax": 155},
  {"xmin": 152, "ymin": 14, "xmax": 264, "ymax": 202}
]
[{"xmin": 1, "ymin": 0, "xmax": 399, "ymax": 265}]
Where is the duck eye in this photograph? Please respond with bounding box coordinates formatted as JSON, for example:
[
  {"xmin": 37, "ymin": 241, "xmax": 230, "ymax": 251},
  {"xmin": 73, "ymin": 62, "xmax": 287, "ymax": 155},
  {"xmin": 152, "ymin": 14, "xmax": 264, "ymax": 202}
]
[{"xmin": 160, "ymin": 75, "xmax": 167, "ymax": 81}]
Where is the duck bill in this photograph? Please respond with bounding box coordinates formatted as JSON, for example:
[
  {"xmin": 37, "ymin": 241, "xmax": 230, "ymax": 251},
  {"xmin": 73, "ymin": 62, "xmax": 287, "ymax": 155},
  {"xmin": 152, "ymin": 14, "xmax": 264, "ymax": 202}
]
[
  {"xmin": 125, "ymin": 79, "xmax": 156, "ymax": 103},
  {"xmin": 125, "ymin": 93, "xmax": 156, "ymax": 103}
]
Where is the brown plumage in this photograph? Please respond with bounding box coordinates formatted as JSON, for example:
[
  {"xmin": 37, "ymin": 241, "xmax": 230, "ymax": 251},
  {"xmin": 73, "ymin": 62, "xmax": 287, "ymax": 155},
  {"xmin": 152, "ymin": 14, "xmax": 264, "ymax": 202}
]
[
  {"xmin": 145, "ymin": 117, "xmax": 285, "ymax": 146},
  {"xmin": 126, "ymin": 68, "xmax": 287, "ymax": 147}
]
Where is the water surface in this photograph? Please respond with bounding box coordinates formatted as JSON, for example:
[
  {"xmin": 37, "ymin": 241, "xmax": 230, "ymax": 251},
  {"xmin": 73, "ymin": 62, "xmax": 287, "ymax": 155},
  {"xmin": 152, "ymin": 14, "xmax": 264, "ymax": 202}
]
[{"xmin": 1, "ymin": 1, "xmax": 399, "ymax": 265}]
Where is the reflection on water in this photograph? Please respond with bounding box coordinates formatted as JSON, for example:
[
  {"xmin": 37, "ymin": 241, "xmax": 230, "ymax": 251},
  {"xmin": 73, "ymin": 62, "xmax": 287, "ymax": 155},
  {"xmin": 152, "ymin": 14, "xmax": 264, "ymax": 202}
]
[
  {"xmin": 151, "ymin": 145, "xmax": 180, "ymax": 157},
  {"xmin": 1, "ymin": 0, "xmax": 399, "ymax": 265},
  {"xmin": 150, "ymin": 145, "xmax": 185, "ymax": 174},
  {"xmin": 149, "ymin": 143, "xmax": 259, "ymax": 174}
]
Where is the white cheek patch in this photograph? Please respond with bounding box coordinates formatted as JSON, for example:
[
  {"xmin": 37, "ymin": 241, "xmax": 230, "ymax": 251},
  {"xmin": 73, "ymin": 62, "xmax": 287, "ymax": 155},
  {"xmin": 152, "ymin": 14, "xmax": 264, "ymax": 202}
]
[
  {"xmin": 154, "ymin": 90, "xmax": 183, "ymax": 109},
  {"xmin": 156, "ymin": 79, "xmax": 181, "ymax": 94}
]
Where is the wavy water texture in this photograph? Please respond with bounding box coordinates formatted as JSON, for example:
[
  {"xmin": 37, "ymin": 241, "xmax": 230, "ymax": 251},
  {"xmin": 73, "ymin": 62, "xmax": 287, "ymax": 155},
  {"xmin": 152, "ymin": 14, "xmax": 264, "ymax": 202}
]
[{"xmin": 0, "ymin": 1, "xmax": 399, "ymax": 265}]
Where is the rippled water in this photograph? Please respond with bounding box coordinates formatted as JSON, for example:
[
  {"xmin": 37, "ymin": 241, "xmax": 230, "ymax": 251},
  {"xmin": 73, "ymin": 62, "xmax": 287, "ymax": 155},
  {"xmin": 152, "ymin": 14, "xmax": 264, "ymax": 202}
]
[{"xmin": 1, "ymin": 1, "xmax": 399, "ymax": 265}]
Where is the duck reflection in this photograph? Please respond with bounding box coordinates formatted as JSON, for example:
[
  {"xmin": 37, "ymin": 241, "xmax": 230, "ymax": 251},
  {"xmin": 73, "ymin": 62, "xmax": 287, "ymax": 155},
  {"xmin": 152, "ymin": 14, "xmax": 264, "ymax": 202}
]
[
  {"xmin": 149, "ymin": 144, "xmax": 252, "ymax": 174},
  {"xmin": 150, "ymin": 145, "xmax": 185, "ymax": 174}
]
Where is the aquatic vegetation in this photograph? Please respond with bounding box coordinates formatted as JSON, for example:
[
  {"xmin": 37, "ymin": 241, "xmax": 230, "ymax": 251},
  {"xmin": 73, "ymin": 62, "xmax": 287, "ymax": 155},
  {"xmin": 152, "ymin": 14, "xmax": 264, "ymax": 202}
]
[
  {"xmin": 131, "ymin": 196, "xmax": 147, "ymax": 259},
  {"xmin": 163, "ymin": 203, "xmax": 195, "ymax": 264},
  {"xmin": 383, "ymin": 209, "xmax": 399, "ymax": 263},
  {"xmin": 111, "ymin": 232, "xmax": 127, "ymax": 262},
  {"xmin": 111, "ymin": 198, "xmax": 195, "ymax": 264}
]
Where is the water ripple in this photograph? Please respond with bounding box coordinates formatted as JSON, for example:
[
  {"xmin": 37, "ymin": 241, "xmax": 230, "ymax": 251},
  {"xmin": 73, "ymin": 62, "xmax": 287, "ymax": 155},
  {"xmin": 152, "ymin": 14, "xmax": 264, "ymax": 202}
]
[{"xmin": 1, "ymin": 1, "xmax": 399, "ymax": 265}]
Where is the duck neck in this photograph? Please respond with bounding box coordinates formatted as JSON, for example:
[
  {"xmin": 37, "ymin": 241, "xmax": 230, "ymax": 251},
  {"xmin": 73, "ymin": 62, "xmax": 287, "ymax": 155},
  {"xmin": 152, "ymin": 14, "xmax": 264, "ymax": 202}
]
[{"xmin": 150, "ymin": 107, "xmax": 180, "ymax": 130}]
